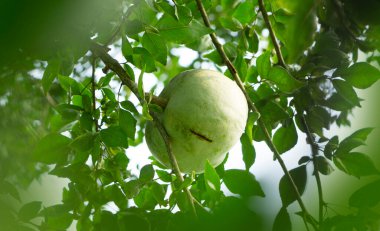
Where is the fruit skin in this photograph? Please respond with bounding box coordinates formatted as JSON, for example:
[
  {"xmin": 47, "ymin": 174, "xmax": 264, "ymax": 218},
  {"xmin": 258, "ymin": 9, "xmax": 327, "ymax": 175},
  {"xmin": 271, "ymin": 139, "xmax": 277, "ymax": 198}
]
[{"xmin": 145, "ymin": 69, "xmax": 248, "ymax": 173}]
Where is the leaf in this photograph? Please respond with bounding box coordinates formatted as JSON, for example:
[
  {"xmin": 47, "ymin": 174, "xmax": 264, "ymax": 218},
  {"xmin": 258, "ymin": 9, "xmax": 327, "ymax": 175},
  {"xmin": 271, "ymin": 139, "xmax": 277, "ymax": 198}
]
[
  {"xmin": 298, "ymin": 156, "xmax": 310, "ymax": 165},
  {"xmin": 122, "ymin": 180, "xmax": 141, "ymax": 199},
  {"xmin": 156, "ymin": 170, "xmax": 173, "ymax": 183},
  {"xmin": 332, "ymin": 79, "xmax": 360, "ymax": 107},
  {"xmin": 338, "ymin": 62, "xmax": 380, "ymax": 89},
  {"xmin": 336, "ymin": 128, "xmax": 374, "ymax": 155},
  {"xmin": 104, "ymin": 184, "xmax": 127, "ymax": 210},
  {"xmin": 120, "ymin": 100, "xmax": 139, "ymax": 115},
  {"xmin": 316, "ymin": 156, "xmax": 334, "ymax": 175},
  {"xmin": 134, "ymin": 187, "xmax": 157, "ymax": 210},
  {"xmin": 349, "ymin": 180, "xmax": 380, "ymax": 208},
  {"xmin": 156, "ymin": 15, "xmax": 212, "ymax": 44},
  {"xmin": 139, "ymin": 164, "xmax": 155, "ymax": 183},
  {"xmin": 240, "ymin": 133, "xmax": 256, "ymax": 170},
  {"xmin": 271, "ymin": 0, "xmax": 316, "ymax": 63},
  {"xmin": 100, "ymin": 126, "xmax": 129, "ymax": 148},
  {"xmin": 258, "ymin": 101, "xmax": 289, "ymax": 123},
  {"xmin": 333, "ymin": 152, "xmax": 379, "ymax": 178},
  {"xmin": 42, "ymin": 59, "xmax": 60, "ymax": 93},
  {"xmin": 233, "ymin": 1, "xmax": 257, "ymax": 25},
  {"xmin": 0, "ymin": 180, "xmax": 21, "ymax": 201},
  {"xmin": 101, "ymin": 88, "xmax": 116, "ymax": 102},
  {"xmin": 122, "ymin": 36, "xmax": 133, "ymax": 58},
  {"xmin": 273, "ymin": 121, "xmax": 298, "ymax": 154},
  {"xmin": 33, "ymin": 133, "xmax": 71, "ymax": 164},
  {"xmin": 49, "ymin": 163, "xmax": 92, "ymax": 184},
  {"xmin": 324, "ymin": 136, "xmax": 339, "ymax": 159},
  {"xmin": 70, "ymin": 133, "xmax": 96, "ymax": 152},
  {"xmin": 119, "ymin": 109, "xmax": 137, "ymax": 140},
  {"xmin": 279, "ymin": 165, "xmax": 307, "ymax": 207},
  {"xmin": 266, "ymin": 66, "xmax": 304, "ymax": 94},
  {"xmin": 141, "ymin": 32, "xmax": 168, "ymax": 65},
  {"xmin": 18, "ymin": 201, "xmax": 42, "ymax": 221},
  {"xmin": 272, "ymin": 207, "xmax": 291, "ymax": 231},
  {"xmin": 204, "ymin": 161, "xmax": 221, "ymax": 196},
  {"xmin": 256, "ymin": 51, "xmax": 271, "ymax": 78},
  {"xmin": 219, "ymin": 17, "xmax": 243, "ymax": 31},
  {"xmin": 150, "ymin": 181, "xmax": 166, "ymax": 206},
  {"xmin": 223, "ymin": 169, "xmax": 265, "ymax": 197}
]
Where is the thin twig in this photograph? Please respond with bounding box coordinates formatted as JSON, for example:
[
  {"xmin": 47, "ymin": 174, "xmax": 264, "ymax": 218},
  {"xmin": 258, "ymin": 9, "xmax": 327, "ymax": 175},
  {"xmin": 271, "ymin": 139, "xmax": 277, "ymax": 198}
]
[
  {"xmin": 91, "ymin": 56, "xmax": 99, "ymax": 132},
  {"xmin": 90, "ymin": 41, "xmax": 197, "ymax": 217},
  {"xmin": 195, "ymin": 0, "xmax": 317, "ymax": 230},
  {"xmin": 150, "ymin": 111, "xmax": 197, "ymax": 217},
  {"xmin": 301, "ymin": 115, "xmax": 324, "ymax": 226},
  {"xmin": 258, "ymin": 0, "xmax": 287, "ymax": 68},
  {"xmin": 89, "ymin": 42, "xmax": 168, "ymax": 108},
  {"xmin": 257, "ymin": 0, "xmax": 322, "ymax": 229}
]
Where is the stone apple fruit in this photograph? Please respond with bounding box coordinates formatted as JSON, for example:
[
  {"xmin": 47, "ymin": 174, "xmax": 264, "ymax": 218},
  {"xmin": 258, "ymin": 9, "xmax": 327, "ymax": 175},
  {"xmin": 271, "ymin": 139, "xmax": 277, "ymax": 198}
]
[{"xmin": 145, "ymin": 69, "xmax": 248, "ymax": 173}]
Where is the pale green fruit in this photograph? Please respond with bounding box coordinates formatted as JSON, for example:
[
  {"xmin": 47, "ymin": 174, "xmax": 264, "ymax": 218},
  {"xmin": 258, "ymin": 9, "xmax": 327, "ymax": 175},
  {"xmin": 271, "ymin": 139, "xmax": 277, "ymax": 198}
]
[{"xmin": 145, "ymin": 69, "xmax": 248, "ymax": 173}]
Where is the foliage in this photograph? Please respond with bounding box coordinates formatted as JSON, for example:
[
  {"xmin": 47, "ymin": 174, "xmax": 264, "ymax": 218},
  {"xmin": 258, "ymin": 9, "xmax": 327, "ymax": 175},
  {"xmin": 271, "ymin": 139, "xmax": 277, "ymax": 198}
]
[{"xmin": 1, "ymin": 0, "xmax": 380, "ymax": 230}]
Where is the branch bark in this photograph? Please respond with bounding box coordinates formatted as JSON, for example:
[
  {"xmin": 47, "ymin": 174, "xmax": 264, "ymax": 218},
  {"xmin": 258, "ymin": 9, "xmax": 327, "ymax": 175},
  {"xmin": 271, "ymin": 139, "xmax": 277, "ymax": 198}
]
[
  {"xmin": 195, "ymin": 0, "xmax": 317, "ymax": 230},
  {"xmin": 257, "ymin": 0, "xmax": 322, "ymax": 229},
  {"xmin": 90, "ymin": 41, "xmax": 196, "ymax": 217},
  {"xmin": 89, "ymin": 42, "xmax": 168, "ymax": 108}
]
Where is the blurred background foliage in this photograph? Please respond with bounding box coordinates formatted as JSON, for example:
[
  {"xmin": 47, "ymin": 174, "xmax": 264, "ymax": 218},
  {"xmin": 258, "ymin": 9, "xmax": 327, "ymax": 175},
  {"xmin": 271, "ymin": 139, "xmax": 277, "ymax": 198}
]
[{"xmin": 1, "ymin": 0, "xmax": 380, "ymax": 230}]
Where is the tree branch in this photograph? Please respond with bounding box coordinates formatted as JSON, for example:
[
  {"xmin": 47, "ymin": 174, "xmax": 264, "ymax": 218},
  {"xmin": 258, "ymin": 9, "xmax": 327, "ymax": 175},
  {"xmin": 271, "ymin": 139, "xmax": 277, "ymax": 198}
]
[
  {"xmin": 150, "ymin": 111, "xmax": 197, "ymax": 217},
  {"xmin": 258, "ymin": 0, "xmax": 286, "ymax": 68},
  {"xmin": 301, "ymin": 115, "xmax": 324, "ymax": 225},
  {"xmin": 89, "ymin": 40, "xmax": 197, "ymax": 217},
  {"xmin": 257, "ymin": 0, "xmax": 322, "ymax": 229},
  {"xmin": 195, "ymin": 0, "xmax": 317, "ymax": 230},
  {"xmin": 89, "ymin": 42, "xmax": 168, "ymax": 108}
]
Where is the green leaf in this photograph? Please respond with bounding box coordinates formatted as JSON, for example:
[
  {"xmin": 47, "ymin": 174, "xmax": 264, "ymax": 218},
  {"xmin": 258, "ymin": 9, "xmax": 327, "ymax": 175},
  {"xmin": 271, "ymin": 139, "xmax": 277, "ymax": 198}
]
[
  {"xmin": 204, "ymin": 161, "xmax": 221, "ymax": 195},
  {"xmin": 42, "ymin": 59, "xmax": 60, "ymax": 93},
  {"xmin": 219, "ymin": 17, "xmax": 243, "ymax": 31},
  {"xmin": 104, "ymin": 184, "xmax": 127, "ymax": 210},
  {"xmin": 49, "ymin": 163, "xmax": 92, "ymax": 184},
  {"xmin": 316, "ymin": 156, "xmax": 334, "ymax": 175},
  {"xmin": 33, "ymin": 133, "xmax": 71, "ymax": 164},
  {"xmin": 298, "ymin": 156, "xmax": 310, "ymax": 165},
  {"xmin": 141, "ymin": 32, "xmax": 167, "ymax": 65},
  {"xmin": 122, "ymin": 180, "xmax": 141, "ymax": 199},
  {"xmin": 100, "ymin": 126, "xmax": 129, "ymax": 148},
  {"xmin": 101, "ymin": 88, "xmax": 116, "ymax": 102},
  {"xmin": 338, "ymin": 62, "xmax": 380, "ymax": 89},
  {"xmin": 349, "ymin": 179, "xmax": 380, "ymax": 208},
  {"xmin": 156, "ymin": 15, "xmax": 212, "ymax": 44},
  {"xmin": 70, "ymin": 133, "xmax": 96, "ymax": 152},
  {"xmin": 223, "ymin": 169, "xmax": 265, "ymax": 197},
  {"xmin": 233, "ymin": 1, "xmax": 257, "ymax": 25},
  {"xmin": 271, "ymin": 0, "xmax": 316, "ymax": 63},
  {"xmin": 150, "ymin": 181, "xmax": 166, "ymax": 206},
  {"xmin": 0, "ymin": 180, "xmax": 21, "ymax": 201},
  {"xmin": 272, "ymin": 207, "xmax": 291, "ymax": 231},
  {"xmin": 139, "ymin": 164, "xmax": 155, "ymax": 183},
  {"xmin": 98, "ymin": 73, "xmax": 114, "ymax": 88},
  {"xmin": 258, "ymin": 101, "xmax": 289, "ymax": 123},
  {"xmin": 240, "ymin": 133, "xmax": 256, "ymax": 170},
  {"xmin": 118, "ymin": 213, "xmax": 150, "ymax": 231},
  {"xmin": 122, "ymin": 36, "xmax": 133, "ymax": 58},
  {"xmin": 333, "ymin": 152, "xmax": 379, "ymax": 178},
  {"xmin": 266, "ymin": 66, "xmax": 304, "ymax": 94},
  {"xmin": 332, "ymin": 79, "xmax": 360, "ymax": 107},
  {"xmin": 18, "ymin": 201, "xmax": 42, "ymax": 221},
  {"xmin": 256, "ymin": 51, "xmax": 271, "ymax": 78},
  {"xmin": 324, "ymin": 136, "xmax": 339, "ymax": 159},
  {"xmin": 336, "ymin": 128, "xmax": 374, "ymax": 155},
  {"xmin": 279, "ymin": 165, "xmax": 307, "ymax": 207},
  {"xmin": 119, "ymin": 109, "xmax": 137, "ymax": 140},
  {"xmin": 120, "ymin": 100, "xmax": 139, "ymax": 115},
  {"xmin": 134, "ymin": 187, "xmax": 157, "ymax": 210},
  {"xmin": 156, "ymin": 170, "xmax": 173, "ymax": 183},
  {"xmin": 273, "ymin": 121, "xmax": 298, "ymax": 154}
]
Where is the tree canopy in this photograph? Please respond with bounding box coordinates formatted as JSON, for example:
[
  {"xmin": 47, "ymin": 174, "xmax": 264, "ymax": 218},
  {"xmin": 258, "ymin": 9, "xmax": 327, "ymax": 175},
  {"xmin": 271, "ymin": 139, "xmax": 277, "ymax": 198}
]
[{"xmin": 1, "ymin": 0, "xmax": 380, "ymax": 230}]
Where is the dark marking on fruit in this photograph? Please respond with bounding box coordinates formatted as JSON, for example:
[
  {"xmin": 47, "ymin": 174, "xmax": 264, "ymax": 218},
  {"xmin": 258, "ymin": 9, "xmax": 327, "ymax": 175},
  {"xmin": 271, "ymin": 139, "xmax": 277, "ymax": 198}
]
[{"xmin": 190, "ymin": 129, "xmax": 213, "ymax": 143}]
